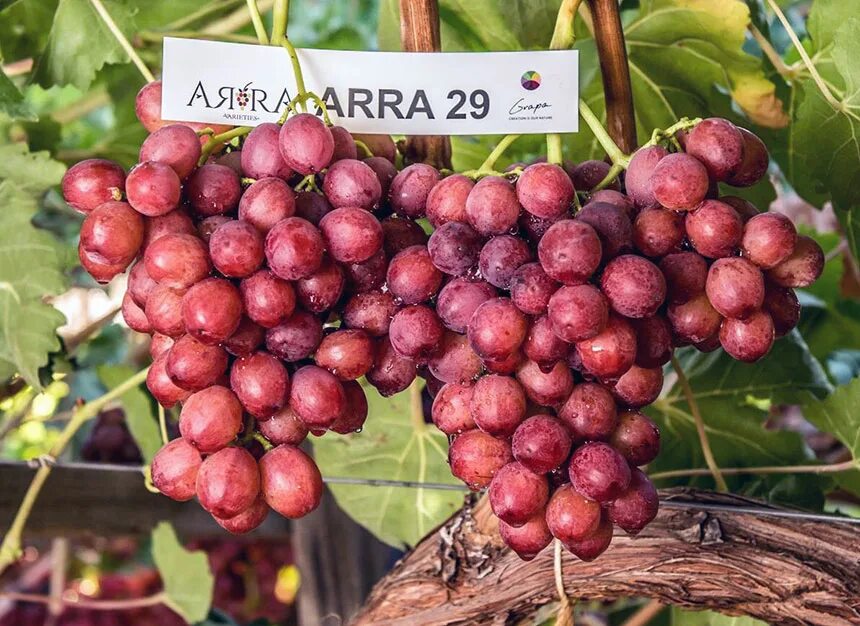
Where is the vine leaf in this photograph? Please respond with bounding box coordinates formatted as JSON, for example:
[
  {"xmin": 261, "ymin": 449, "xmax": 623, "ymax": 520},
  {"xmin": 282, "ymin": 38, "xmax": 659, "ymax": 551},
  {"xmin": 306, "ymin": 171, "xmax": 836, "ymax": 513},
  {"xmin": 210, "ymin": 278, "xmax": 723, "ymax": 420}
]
[
  {"xmin": 803, "ymin": 377, "xmax": 860, "ymax": 461},
  {"xmin": 151, "ymin": 521, "xmax": 214, "ymax": 623},
  {"xmin": 647, "ymin": 332, "xmax": 832, "ymax": 500},
  {"xmin": 0, "ymin": 145, "xmax": 68, "ymax": 388},
  {"xmin": 312, "ymin": 382, "xmax": 464, "ymax": 549},
  {"xmin": 0, "ymin": 72, "xmax": 36, "ymax": 121},
  {"xmin": 32, "ymin": 0, "xmax": 137, "ymax": 91},
  {"xmin": 97, "ymin": 364, "xmax": 160, "ymax": 463},
  {"xmin": 0, "ymin": 0, "xmax": 58, "ymax": 63}
]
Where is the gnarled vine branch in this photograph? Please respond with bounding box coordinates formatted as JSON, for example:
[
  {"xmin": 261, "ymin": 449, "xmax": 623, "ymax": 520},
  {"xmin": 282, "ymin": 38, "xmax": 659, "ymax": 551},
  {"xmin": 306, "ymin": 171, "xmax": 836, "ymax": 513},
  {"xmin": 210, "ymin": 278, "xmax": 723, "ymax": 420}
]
[{"xmin": 352, "ymin": 490, "xmax": 860, "ymax": 626}]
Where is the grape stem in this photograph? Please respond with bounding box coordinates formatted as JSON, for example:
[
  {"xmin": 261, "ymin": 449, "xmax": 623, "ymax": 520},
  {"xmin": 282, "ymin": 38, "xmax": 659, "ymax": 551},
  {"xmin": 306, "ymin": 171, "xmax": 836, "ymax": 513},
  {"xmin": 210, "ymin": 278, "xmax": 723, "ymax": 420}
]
[
  {"xmin": 271, "ymin": 0, "xmax": 290, "ymax": 46},
  {"xmin": 0, "ymin": 590, "xmax": 167, "ymax": 611},
  {"xmin": 748, "ymin": 24, "xmax": 797, "ymax": 80},
  {"xmin": 198, "ymin": 126, "xmax": 252, "ymax": 165},
  {"xmin": 354, "ymin": 139, "xmax": 374, "ymax": 158},
  {"xmin": 619, "ymin": 600, "xmax": 664, "ymax": 626},
  {"xmin": 546, "ymin": 134, "xmax": 564, "ymax": 166},
  {"xmin": 670, "ymin": 356, "xmax": 728, "ymax": 492},
  {"xmin": 157, "ymin": 404, "xmax": 168, "ymax": 445},
  {"xmin": 87, "ymin": 0, "xmax": 155, "ymax": 83},
  {"xmin": 409, "ymin": 379, "xmax": 426, "ymax": 433},
  {"xmin": 245, "ymin": 0, "xmax": 270, "ymax": 44},
  {"xmin": 478, "ymin": 134, "xmax": 522, "ymax": 172},
  {"xmin": 549, "ymin": 0, "xmax": 584, "ymax": 50},
  {"xmin": 552, "ymin": 539, "xmax": 574, "ymax": 626},
  {"xmin": 649, "ymin": 459, "xmax": 859, "ymax": 481},
  {"xmin": 764, "ymin": 0, "xmax": 843, "ymax": 112},
  {"xmin": 643, "ymin": 117, "xmax": 701, "ymax": 149},
  {"xmin": 578, "ymin": 98, "xmax": 631, "ymax": 169},
  {"xmin": 0, "ymin": 367, "xmax": 151, "ymax": 575}
]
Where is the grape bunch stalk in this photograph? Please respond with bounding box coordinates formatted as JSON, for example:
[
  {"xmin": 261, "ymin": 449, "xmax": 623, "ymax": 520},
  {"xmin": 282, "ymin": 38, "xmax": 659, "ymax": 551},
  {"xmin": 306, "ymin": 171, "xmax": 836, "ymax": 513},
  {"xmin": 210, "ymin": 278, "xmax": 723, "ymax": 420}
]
[{"xmin": 64, "ymin": 74, "xmax": 822, "ymax": 559}]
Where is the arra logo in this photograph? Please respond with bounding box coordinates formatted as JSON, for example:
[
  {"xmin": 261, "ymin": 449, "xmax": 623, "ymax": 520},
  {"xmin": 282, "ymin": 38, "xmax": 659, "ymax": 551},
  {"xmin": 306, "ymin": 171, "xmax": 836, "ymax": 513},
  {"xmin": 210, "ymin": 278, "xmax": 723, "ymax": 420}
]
[{"xmin": 186, "ymin": 81, "xmax": 293, "ymax": 122}]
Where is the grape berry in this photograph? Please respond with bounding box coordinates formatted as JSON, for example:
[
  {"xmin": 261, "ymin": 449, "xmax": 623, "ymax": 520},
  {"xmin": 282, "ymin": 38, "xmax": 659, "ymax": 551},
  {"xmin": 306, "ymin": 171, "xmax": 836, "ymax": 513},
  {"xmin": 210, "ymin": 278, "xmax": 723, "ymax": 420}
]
[{"xmin": 68, "ymin": 93, "xmax": 821, "ymax": 562}]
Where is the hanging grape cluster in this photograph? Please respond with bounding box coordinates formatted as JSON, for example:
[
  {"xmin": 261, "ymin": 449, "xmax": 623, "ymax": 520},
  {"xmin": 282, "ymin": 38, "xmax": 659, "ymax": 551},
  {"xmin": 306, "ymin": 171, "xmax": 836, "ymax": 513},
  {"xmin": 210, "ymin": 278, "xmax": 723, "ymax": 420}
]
[{"xmin": 63, "ymin": 78, "xmax": 823, "ymax": 559}]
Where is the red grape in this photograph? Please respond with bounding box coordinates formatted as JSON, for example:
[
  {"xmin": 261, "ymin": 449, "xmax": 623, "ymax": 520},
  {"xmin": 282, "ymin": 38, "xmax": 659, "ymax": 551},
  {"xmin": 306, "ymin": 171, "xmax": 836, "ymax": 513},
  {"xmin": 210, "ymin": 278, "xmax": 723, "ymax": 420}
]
[
  {"xmin": 600, "ymin": 255, "xmax": 666, "ymax": 319},
  {"xmin": 685, "ymin": 199, "xmax": 743, "ymax": 258},
  {"xmin": 468, "ymin": 298, "xmax": 528, "ymax": 361},
  {"xmin": 389, "ymin": 163, "xmax": 440, "ymax": 218},
  {"xmin": 144, "ymin": 233, "xmax": 211, "ymax": 289},
  {"xmin": 499, "ymin": 514, "xmax": 552, "ymax": 561},
  {"xmin": 128, "ymin": 262, "xmax": 157, "ymax": 307},
  {"xmin": 575, "ymin": 314, "xmax": 637, "ymax": 380},
  {"xmin": 448, "ymin": 429, "xmax": 513, "ymax": 490},
  {"xmin": 612, "ymin": 364, "xmax": 663, "ymax": 407},
  {"xmin": 145, "ymin": 283, "xmax": 187, "ymax": 338},
  {"xmin": 523, "ymin": 315, "xmax": 569, "ymax": 369},
  {"xmin": 230, "ymin": 351, "xmax": 290, "ymax": 418},
  {"xmin": 295, "ymin": 257, "xmax": 345, "ymax": 313},
  {"xmin": 122, "ymin": 292, "xmax": 151, "ymax": 333},
  {"xmin": 741, "ymin": 212, "xmax": 797, "ymax": 269},
  {"xmin": 426, "ymin": 174, "xmax": 473, "ymax": 226},
  {"xmin": 649, "ymin": 153, "xmax": 709, "ymax": 210},
  {"xmin": 323, "ymin": 159, "xmax": 382, "ymax": 210},
  {"xmin": 166, "ymin": 334, "xmax": 229, "ymax": 391},
  {"xmin": 179, "ymin": 385, "xmax": 243, "ymax": 453},
  {"xmin": 705, "ymin": 257, "xmax": 765, "ymax": 319},
  {"xmin": 238, "ymin": 178, "xmax": 296, "ymax": 233},
  {"xmin": 315, "ymin": 329, "xmax": 375, "ymax": 380},
  {"xmin": 259, "ymin": 406, "xmax": 309, "ymax": 446},
  {"xmin": 259, "ymin": 445, "xmax": 323, "ymax": 518},
  {"xmin": 279, "ymin": 113, "xmax": 334, "ymax": 175},
  {"xmin": 428, "ymin": 331, "xmax": 483, "ymax": 384},
  {"xmin": 764, "ymin": 282, "xmax": 800, "ymax": 337},
  {"xmin": 558, "ymin": 382, "xmax": 618, "ymax": 442},
  {"xmin": 142, "ymin": 208, "xmax": 196, "ymax": 249},
  {"xmin": 726, "ymin": 127, "xmax": 769, "ymax": 187},
  {"xmin": 353, "ymin": 133, "xmax": 397, "ymax": 163},
  {"xmin": 196, "ymin": 447, "xmax": 260, "ymax": 519},
  {"xmin": 548, "ymin": 284, "xmax": 609, "ymax": 343},
  {"xmin": 685, "ymin": 118, "xmax": 744, "ymax": 181},
  {"xmin": 610, "ymin": 411, "xmax": 660, "ymax": 466},
  {"xmin": 466, "ymin": 176, "xmax": 521, "ymax": 235},
  {"xmin": 240, "ymin": 270, "xmax": 296, "ymax": 329},
  {"xmin": 187, "ymin": 163, "xmax": 242, "ymax": 217},
  {"xmin": 545, "ymin": 484, "xmax": 601, "ymax": 543},
  {"xmin": 489, "ymin": 462, "xmax": 549, "ymax": 526},
  {"xmin": 516, "ymin": 163, "xmax": 574, "ymax": 219},
  {"xmin": 608, "ymin": 468, "xmax": 658, "ymax": 535},
  {"xmin": 182, "ymin": 277, "xmax": 243, "ymax": 344},
  {"xmin": 330, "ymin": 380, "xmax": 369, "ymax": 434},
  {"xmin": 437, "ymin": 278, "xmax": 496, "ymax": 333},
  {"xmin": 139, "ymin": 124, "xmax": 201, "ymax": 179},
  {"xmin": 289, "ymin": 365, "xmax": 346, "ymax": 429},
  {"xmin": 624, "ymin": 145, "xmax": 668, "ymax": 210},
  {"xmin": 630, "ymin": 316, "xmax": 673, "ymax": 367},
  {"xmin": 364, "ymin": 156, "xmax": 397, "ymax": 198},
  {"xmin": 632, "ymin": 207, "xmax": 684, "ymax": 257},
  {"xmin": 389, "ymin": 304, "xmax": 444, "ymax": 360},
  {"xmin": 516, "ymin": 360, "xmax": 573, "ymax": 407},
  {"xmin": 719, "ymin": 310, "xmax": 775, "ymax": 362},
  {"xmin": 667, "ymin": 293, "xmax": 722, "ymax": 344},
  {"xmin": 431, "ymin": 383, "xmax": 476, "ymax": 435},
  {"xmin": 224, "ymin": 317, "xmax": 265, "ymax": 357},
  {"xmin": 563, "ymin": 512, "xmax": 613, "ymax": 561},
  {"xmin": 151, "ymin": 438, "xmax": 202, "ymax": 501},
  {"xmin": 479, "ymin": 235, "xmax": 532, "ymax": 288},
  {"xmin": 214, "ymin": 495, "xmax": 270, "ymax": 535},
  {"xmin": 509, "ymin": 262, "xmax": 558, "ymax": 315},
  {"xmin": 660, "ymin": 251, "xmax": 708, "ymax": 303},
  {"xmin": 381, "ymin": 215, "xmax": 428, "ymax": 256},
  {"xmin": 367, "ymin": 337, "xmax": 417, "ymax": 396},
  {"xmin": 538, "ymin": 219, "xmax": 602, "ymax": 285},
  {"xmin": 568, "ymin": 441, "xmax": 631, "ymax": 502},
  {"xmin": 512, "ymin": 414, "xmax": 572, "ymax": 474},
  {"xmin": 575, "ymin": 201, "xmax": 633, "ymax": 261},
  {"xmin": 265, "ymin": 217, "xmax": 324, "ymax": 280},
  {"xmin": 62, "ymin": 158, "xmax": 125, "ymax": 213},
  {"xmin": 80, "ymin": 201, "xmax": 144, "ymax": 265},
  {"xmin": 265, "ymin": 309, "xmax": 323, "ymax": 362},
  {"xmin": 146, "ymin": 355, "xmax": 191, "ymax": 408},
  {"xmin": 342, "ymin": 291, "xmax": 398, "ymax": 337},
  {"xmin": 241, "ymin": 122, "xmax": 293, "ymax": 179},
  {"xmin": 386, "ymin": 245, "xmax": 443, "ymax": 304},
  {"xmin": 427, "ymin": 222, "xmax": 482, "ymax": 276},
  {"xmin": 126, "ymin": 161, "xmax": 181, "ymax": 217},
  {"xmin": 766, "ymin": 235, "xmax": 825, "ymax": 288},
  {"xmin": 470, "ymin": 374, "xmax": 527, "ymax": 437},
  {"xmin": 319, "ymin": 206, "xmax": 384, "ymax": 263},
  {"xmin": 330, "ymin": 125, "xmax": 358, "ymax": 162}
]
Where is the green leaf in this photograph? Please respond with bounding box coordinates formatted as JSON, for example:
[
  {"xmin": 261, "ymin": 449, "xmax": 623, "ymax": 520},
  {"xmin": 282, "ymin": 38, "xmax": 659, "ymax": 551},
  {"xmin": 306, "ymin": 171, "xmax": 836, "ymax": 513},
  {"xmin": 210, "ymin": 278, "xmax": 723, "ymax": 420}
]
[
  {"xmin": 312, "ymin": 382, "xmax": 464, "ymax": 549},
  {"xmin": 803, "ymin": 377, "xmax": 860, "ymax": 461},
  {"xmin": 97, "ymin": 364, "xmax": 160, "ymax": 463},
  {"xmin": 0, "ymin": 72, "xmax": 36, "ymax": 121},
  {"xmin": 0, "ymin": 142, "xmax": 67, "ymax": 195},
  {"xmin": 648, "ymin": 332, "xmax": 832, "ymax": 495},
  {"xmin": 151, "ymin": 521, "xmax": 214, "ymax": 623},
  {"xmin": 0, "ymin": 0, "xmax": 58, "ymax": 63},
  {"xmin": 0, "ymin": 181, "xmax": 68, "ymax": 388},
  {"xmin": 32, "ymin": 0, "xmax": 138, "ymax": 91}
]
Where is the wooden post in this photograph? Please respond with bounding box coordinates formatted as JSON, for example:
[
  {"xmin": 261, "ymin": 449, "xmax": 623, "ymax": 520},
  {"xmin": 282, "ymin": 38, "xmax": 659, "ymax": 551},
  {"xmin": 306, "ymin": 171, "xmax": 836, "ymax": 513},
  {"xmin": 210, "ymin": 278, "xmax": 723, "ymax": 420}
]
[
  {"xmin": 587, "ymin": 0, "xmax": 637, "ymax": 153},
  {"xmin": 398, "ymin": 0, "xmax": 452, "ymax": 168}
]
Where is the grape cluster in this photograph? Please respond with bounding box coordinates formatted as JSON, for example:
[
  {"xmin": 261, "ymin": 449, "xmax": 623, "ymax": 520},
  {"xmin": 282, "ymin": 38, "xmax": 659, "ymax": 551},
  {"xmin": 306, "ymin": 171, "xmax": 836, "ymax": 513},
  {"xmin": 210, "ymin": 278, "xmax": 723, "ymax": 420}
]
[{"xmin": 65, "ymin": 85, "xmax": 822, "ymax": 559}]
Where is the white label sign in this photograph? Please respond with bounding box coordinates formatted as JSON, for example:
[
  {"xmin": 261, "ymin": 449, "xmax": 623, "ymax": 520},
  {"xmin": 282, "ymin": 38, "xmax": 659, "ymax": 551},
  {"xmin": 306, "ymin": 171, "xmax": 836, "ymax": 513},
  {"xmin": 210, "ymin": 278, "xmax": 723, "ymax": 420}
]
[{"xmin": 161, "ymin": 38, "xmax": 579, "ymax": 135}]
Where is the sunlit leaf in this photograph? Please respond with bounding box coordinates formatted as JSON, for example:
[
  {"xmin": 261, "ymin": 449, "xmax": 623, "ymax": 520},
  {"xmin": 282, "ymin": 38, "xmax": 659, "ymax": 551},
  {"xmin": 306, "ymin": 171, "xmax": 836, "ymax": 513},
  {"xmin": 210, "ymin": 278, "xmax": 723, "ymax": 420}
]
[{"xmin": 151, "ymin": 521, "xmax": 214, "ymax": 623}]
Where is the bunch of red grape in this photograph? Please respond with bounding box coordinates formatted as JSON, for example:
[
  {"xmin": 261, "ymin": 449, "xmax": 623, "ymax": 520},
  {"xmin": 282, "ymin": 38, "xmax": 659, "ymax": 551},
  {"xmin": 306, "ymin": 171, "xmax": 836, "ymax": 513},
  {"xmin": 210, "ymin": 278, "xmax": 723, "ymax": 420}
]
[{"xmin": 64, "ymin": 80, "xmax": 822, "ymax": 560}]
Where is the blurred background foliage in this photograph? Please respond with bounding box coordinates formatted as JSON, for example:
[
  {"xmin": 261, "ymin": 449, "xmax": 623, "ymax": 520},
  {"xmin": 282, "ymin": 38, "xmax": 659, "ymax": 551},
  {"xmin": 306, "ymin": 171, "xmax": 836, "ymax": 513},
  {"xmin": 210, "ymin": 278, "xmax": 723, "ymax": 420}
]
[{"xmin": 0, "ymin": 0, "xmax": 859, "ymax": 625}]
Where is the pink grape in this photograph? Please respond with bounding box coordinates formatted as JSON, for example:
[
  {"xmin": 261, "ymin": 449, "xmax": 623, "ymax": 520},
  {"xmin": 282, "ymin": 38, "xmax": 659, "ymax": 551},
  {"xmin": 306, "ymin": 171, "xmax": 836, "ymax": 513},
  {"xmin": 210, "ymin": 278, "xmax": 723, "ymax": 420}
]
[
  {"xmin": 322, "ymin": 159, "xmax": 382, "ymax": 210},
  {"xmin": 240, "ymin": 270, "xmax": 296, "ymax": 329},
  {"xmin": 389, "ymin": 163, "xmax": 440, "ymax": 218},
  {"xmin": 466, "ymin": 176, "xmax": 521, "ymax": 235},
  {"xmin": 547, "ymin": 284, "xmax": 609, "ymax": 343},
  {"xmin": 448, "ymin": 429, "xmax": 513, "ymax": 490},
  {"xmin": 512, "ymin": 414, "xmax": 572, "ymax": 474},
  {"xmin": 181, "ymin": 277, "xmax": 243, "ymax": 344},
  {"xmin": 230, "ymin": 351, "xmax": 291, "ymax": 418},
  {"xmin": 538, "ymin": 219, "xmax": 602, "ymax": 285},
  {"xmin": 151, "ymin": 438, "xmax": 202, "ymax": 501},
  {"xmin": 241, "ymin": 122, "xmax": 293, "ymax": 179},
  {"xmin": 238, "ymin": 178, "xmax": 296, "ymax": 233},
  {"xmin": 186, "ymin": 163, "xmax": 241, "ymax": 217},
  {"xmin": 265, "ymin": 217, "xmax": 325, "ymax": 280},
  {"xmin": 705, "ymin": 257, "xmax": 765, "ymax": 319},
  {"xmin": 558, "ymin": 382, "xmax": 618, "ymax": 442},
  {"xmin": 278, "ymin": 113, "xmax": 334, "ymax": 175},
  {"xmin": 265, "ymin": 309, "xmax": 323, "ymax": 362},
  {"xmin": 319, "ymin": 207, "xmax": 384, "ymax": 263},
  {"xmin": 62, "ymin": 158, "xmax": 125, "ymax": 213},
  {"xmin": 426, "ymin": 174, "xmax": 474, "ymax": 226},
  {"xmin": 179, "ymin": 386, "xmax": 243, "ymax": 453},
  {"xmin": 516, "ymin": 163, "xmax": 574, "ymax": 219},
  {"xmin": 719, "ymin": 310, "xmax": 775, "ymax": 362},
  {"xmin": 139, "ymin": 124, "xmax": 201, "ymax": 179},
  {"xmin": 126, "ymin": 161, "xmax": 181, "ymax": 216}
]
